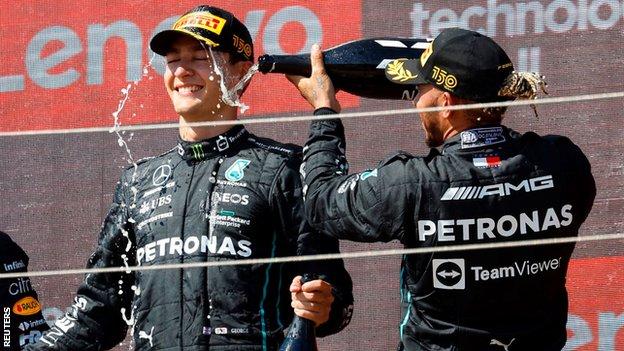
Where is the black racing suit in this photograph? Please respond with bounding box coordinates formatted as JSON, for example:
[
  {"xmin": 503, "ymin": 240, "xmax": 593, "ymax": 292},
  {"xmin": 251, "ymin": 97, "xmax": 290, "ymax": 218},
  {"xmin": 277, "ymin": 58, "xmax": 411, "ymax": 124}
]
[
  {"xmin": 27, "ymin": 125, "xmax": 353, "ymax": 351},
  {"xmin": 302, "ymin": 111, "xmax": 595, "ymax": 351},
  {"xmin": 1, "ymin": 232, "xmax": 50, "ymax": 350}
]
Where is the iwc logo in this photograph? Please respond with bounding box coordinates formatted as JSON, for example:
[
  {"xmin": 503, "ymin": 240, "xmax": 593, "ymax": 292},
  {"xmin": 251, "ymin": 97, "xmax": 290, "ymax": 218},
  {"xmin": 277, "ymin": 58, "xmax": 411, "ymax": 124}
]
[{"xmin": 432, "ymin": 259, "xmax": 465, "ymax": 290}]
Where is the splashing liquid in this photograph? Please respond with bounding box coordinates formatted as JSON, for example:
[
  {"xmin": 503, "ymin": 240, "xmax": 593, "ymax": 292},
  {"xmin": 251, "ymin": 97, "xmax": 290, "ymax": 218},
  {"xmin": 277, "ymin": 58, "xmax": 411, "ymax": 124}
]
[
  {"xmin": 229, "ymin": 63, "xmax": 259, "ymax": 112},
  {"xmin": 201, "ymin": 44, "xmax": 257, "ymax": 114},
  {"xmin": 121, "ymin": 306, "xmax": 136, "ymax": 326},
  {"xmin": 110, "ymin": 83, "xmax": 134, "ymax": 161},
  {"xmin": 121, "ymin": 228, "xmax": 132, "ymax": 252},
  {"xmin": 108, "ymin": 54, "xmax": 158, "ymax": 350},
  {"xmin": 110, "ymin": 53, "xmax": 157, "ymax": 181}
]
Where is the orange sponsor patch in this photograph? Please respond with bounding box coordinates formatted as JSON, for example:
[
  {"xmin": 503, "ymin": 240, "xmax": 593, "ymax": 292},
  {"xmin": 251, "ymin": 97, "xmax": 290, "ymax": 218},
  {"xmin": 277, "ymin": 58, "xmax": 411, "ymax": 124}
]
[{"xmin": 12, "ymin": 296, "xmax": 41, "ymax": 316}]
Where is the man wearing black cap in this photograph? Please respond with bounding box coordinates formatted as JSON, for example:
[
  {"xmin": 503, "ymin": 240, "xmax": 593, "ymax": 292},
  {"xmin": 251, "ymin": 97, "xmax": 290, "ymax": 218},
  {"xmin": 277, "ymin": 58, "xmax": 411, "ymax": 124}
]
[
  {"xmin": 27, "ymin": 5, "xmax": 352, "ymax": 351},
  {"xmin": 287, "ymin": 28, "xmax": 596, "ymax": 350}
]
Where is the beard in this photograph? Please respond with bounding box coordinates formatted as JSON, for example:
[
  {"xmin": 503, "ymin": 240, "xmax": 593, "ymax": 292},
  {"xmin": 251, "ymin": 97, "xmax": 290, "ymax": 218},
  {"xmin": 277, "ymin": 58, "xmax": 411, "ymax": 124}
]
[
  {"xmin": 421, "ymin": 113, "xmax": 445, "ymax": 147},
  {"xmin": 425, "ymin": 133, "xmax": 444, "ymax": 147}
]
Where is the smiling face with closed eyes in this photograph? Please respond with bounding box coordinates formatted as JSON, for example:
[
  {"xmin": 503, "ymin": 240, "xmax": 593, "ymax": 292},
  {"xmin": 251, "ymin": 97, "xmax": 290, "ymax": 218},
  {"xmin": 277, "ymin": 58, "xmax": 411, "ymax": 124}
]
[{"xmin": 163, "ymin": 34, "xmax": 236, "ymax": 122}]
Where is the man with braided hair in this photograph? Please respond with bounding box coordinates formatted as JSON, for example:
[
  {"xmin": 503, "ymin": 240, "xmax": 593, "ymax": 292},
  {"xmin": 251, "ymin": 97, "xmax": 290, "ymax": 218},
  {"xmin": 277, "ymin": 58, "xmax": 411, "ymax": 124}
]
[{"xmin": 287, "ymin": 28, "xmax": 596, "ymax": 350}]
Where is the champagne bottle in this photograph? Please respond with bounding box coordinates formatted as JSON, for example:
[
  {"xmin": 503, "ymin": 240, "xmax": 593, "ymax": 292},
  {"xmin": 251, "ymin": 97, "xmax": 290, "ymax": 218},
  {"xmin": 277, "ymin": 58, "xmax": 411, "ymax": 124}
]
[
  {"xmin": 279, "ymin": 273, "xmax": 320, "ymax": 351},
  {"xmin": 258, "ymin": 37, "xmax": 430, "ymax": 100}
]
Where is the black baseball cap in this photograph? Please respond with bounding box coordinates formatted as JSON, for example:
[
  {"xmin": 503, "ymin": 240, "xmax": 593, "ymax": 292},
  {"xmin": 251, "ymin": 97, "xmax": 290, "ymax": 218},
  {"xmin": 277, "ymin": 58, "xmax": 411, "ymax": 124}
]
[
  {"xmin": 385, "ymin": 28, "xmax": 514, "ymax": 102},
  {"xmin": 150, "ymin": 5, "xmax": 254, "ymax": 62}
]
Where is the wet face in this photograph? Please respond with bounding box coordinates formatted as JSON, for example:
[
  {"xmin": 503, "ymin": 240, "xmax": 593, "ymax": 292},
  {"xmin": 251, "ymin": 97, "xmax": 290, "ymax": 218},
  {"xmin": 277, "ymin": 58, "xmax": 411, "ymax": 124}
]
[
  {"xmin": 163, "ymin": 35, "xmax": 236, "ymax": 121},
  {"xmin": 413, "ymin": 84, "xmax": 446, "ymax": 147}
]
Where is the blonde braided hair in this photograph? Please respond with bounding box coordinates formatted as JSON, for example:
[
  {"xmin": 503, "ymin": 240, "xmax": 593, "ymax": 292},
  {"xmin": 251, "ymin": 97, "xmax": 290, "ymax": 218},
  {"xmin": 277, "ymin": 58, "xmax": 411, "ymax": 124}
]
[
  {"xmin": 498, "ymin": 71, "xmax": 548, "ymax": 117},
  {"xmin": 469, "ymin": 72, "xmax": 549, "ymax": 124},
  {"xmin": 499, "ymin": 71, "xmax": 548, "ymax": 99}
]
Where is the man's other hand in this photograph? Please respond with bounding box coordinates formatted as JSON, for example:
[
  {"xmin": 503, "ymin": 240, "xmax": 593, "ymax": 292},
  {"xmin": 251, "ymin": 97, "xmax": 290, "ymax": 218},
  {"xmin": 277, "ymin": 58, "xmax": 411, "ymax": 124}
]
[{"xmin": 289, "ymin": 275, "xmax": 335, "ymax": 326}]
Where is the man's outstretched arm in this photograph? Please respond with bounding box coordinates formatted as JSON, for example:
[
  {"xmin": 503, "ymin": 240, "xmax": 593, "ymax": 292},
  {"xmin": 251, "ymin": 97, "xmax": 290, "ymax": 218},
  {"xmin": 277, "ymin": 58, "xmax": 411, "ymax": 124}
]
[{"xmin": 26, "ymin": 174, "xmax": 136, "ymax": 351}]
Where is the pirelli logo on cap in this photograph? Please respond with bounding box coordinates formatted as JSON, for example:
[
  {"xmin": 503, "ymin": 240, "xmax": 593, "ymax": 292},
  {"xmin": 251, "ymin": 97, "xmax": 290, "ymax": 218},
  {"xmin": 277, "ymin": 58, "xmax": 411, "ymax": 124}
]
[{"xmin": 173, "ymin": 11, "xmax": 227, "ymax": 35}]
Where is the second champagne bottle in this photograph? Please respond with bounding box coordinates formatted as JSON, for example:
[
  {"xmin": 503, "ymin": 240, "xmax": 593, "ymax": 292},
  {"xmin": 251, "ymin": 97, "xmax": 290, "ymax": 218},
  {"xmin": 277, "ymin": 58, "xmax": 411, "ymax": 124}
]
[{"xmin": 279, "ymin": 273, "xmax": 319, "ymax": 351}]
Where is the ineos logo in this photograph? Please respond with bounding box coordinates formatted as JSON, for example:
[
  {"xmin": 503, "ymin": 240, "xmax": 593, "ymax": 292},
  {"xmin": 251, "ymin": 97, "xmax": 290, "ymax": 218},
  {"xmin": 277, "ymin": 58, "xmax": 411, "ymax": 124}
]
[
  {"xmin": 212, "ymin": 192, "xmax": 249, "ymax": 206},
  {"xmin": 152, "ymin": 165, "xmax": 172, "ymax": 186}
]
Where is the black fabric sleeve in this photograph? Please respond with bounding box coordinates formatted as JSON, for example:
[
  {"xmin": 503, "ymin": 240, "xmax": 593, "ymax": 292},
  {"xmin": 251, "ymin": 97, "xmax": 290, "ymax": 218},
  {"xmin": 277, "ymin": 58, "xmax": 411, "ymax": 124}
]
[
  {"xmin": 25, "ymin": 172, "xmax": 136, "ymax": 351},
  {"xmin": 270, "ymin": 157, "xmax": 354, "ymax": 337},
  {"xmin": 301, "ymin": 113, "xmax": 410, "ymax": 243}
]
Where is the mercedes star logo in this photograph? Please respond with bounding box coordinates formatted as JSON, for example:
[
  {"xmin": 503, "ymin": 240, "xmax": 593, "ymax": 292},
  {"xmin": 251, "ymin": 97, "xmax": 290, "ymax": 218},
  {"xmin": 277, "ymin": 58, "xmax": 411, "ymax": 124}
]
[{"xmin": 152, "ymin": 165, "xmax": 172, "ymax": 186}]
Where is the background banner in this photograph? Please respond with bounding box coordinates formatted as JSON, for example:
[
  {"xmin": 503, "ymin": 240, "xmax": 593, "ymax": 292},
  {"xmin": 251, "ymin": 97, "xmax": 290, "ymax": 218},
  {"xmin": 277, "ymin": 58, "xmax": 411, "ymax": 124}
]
[
  {"xmin": 1, "ymin": 1, "xmax": 622, "ymax": 350},
  {"xmin": 0, "ymin": 0, "xmax": 361, "ymax": 131}
]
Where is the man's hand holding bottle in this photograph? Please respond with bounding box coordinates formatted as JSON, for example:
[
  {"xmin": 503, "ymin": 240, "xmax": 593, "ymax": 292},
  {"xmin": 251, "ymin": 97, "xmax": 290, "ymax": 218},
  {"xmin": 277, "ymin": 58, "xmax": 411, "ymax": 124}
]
[
  {"xmin": 286, "ymin": 44, "xmax": 341, "ymax": 113},
  {"xmin": 289, "ymin": 275, "xmax": 335, "ymax": 326}
]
